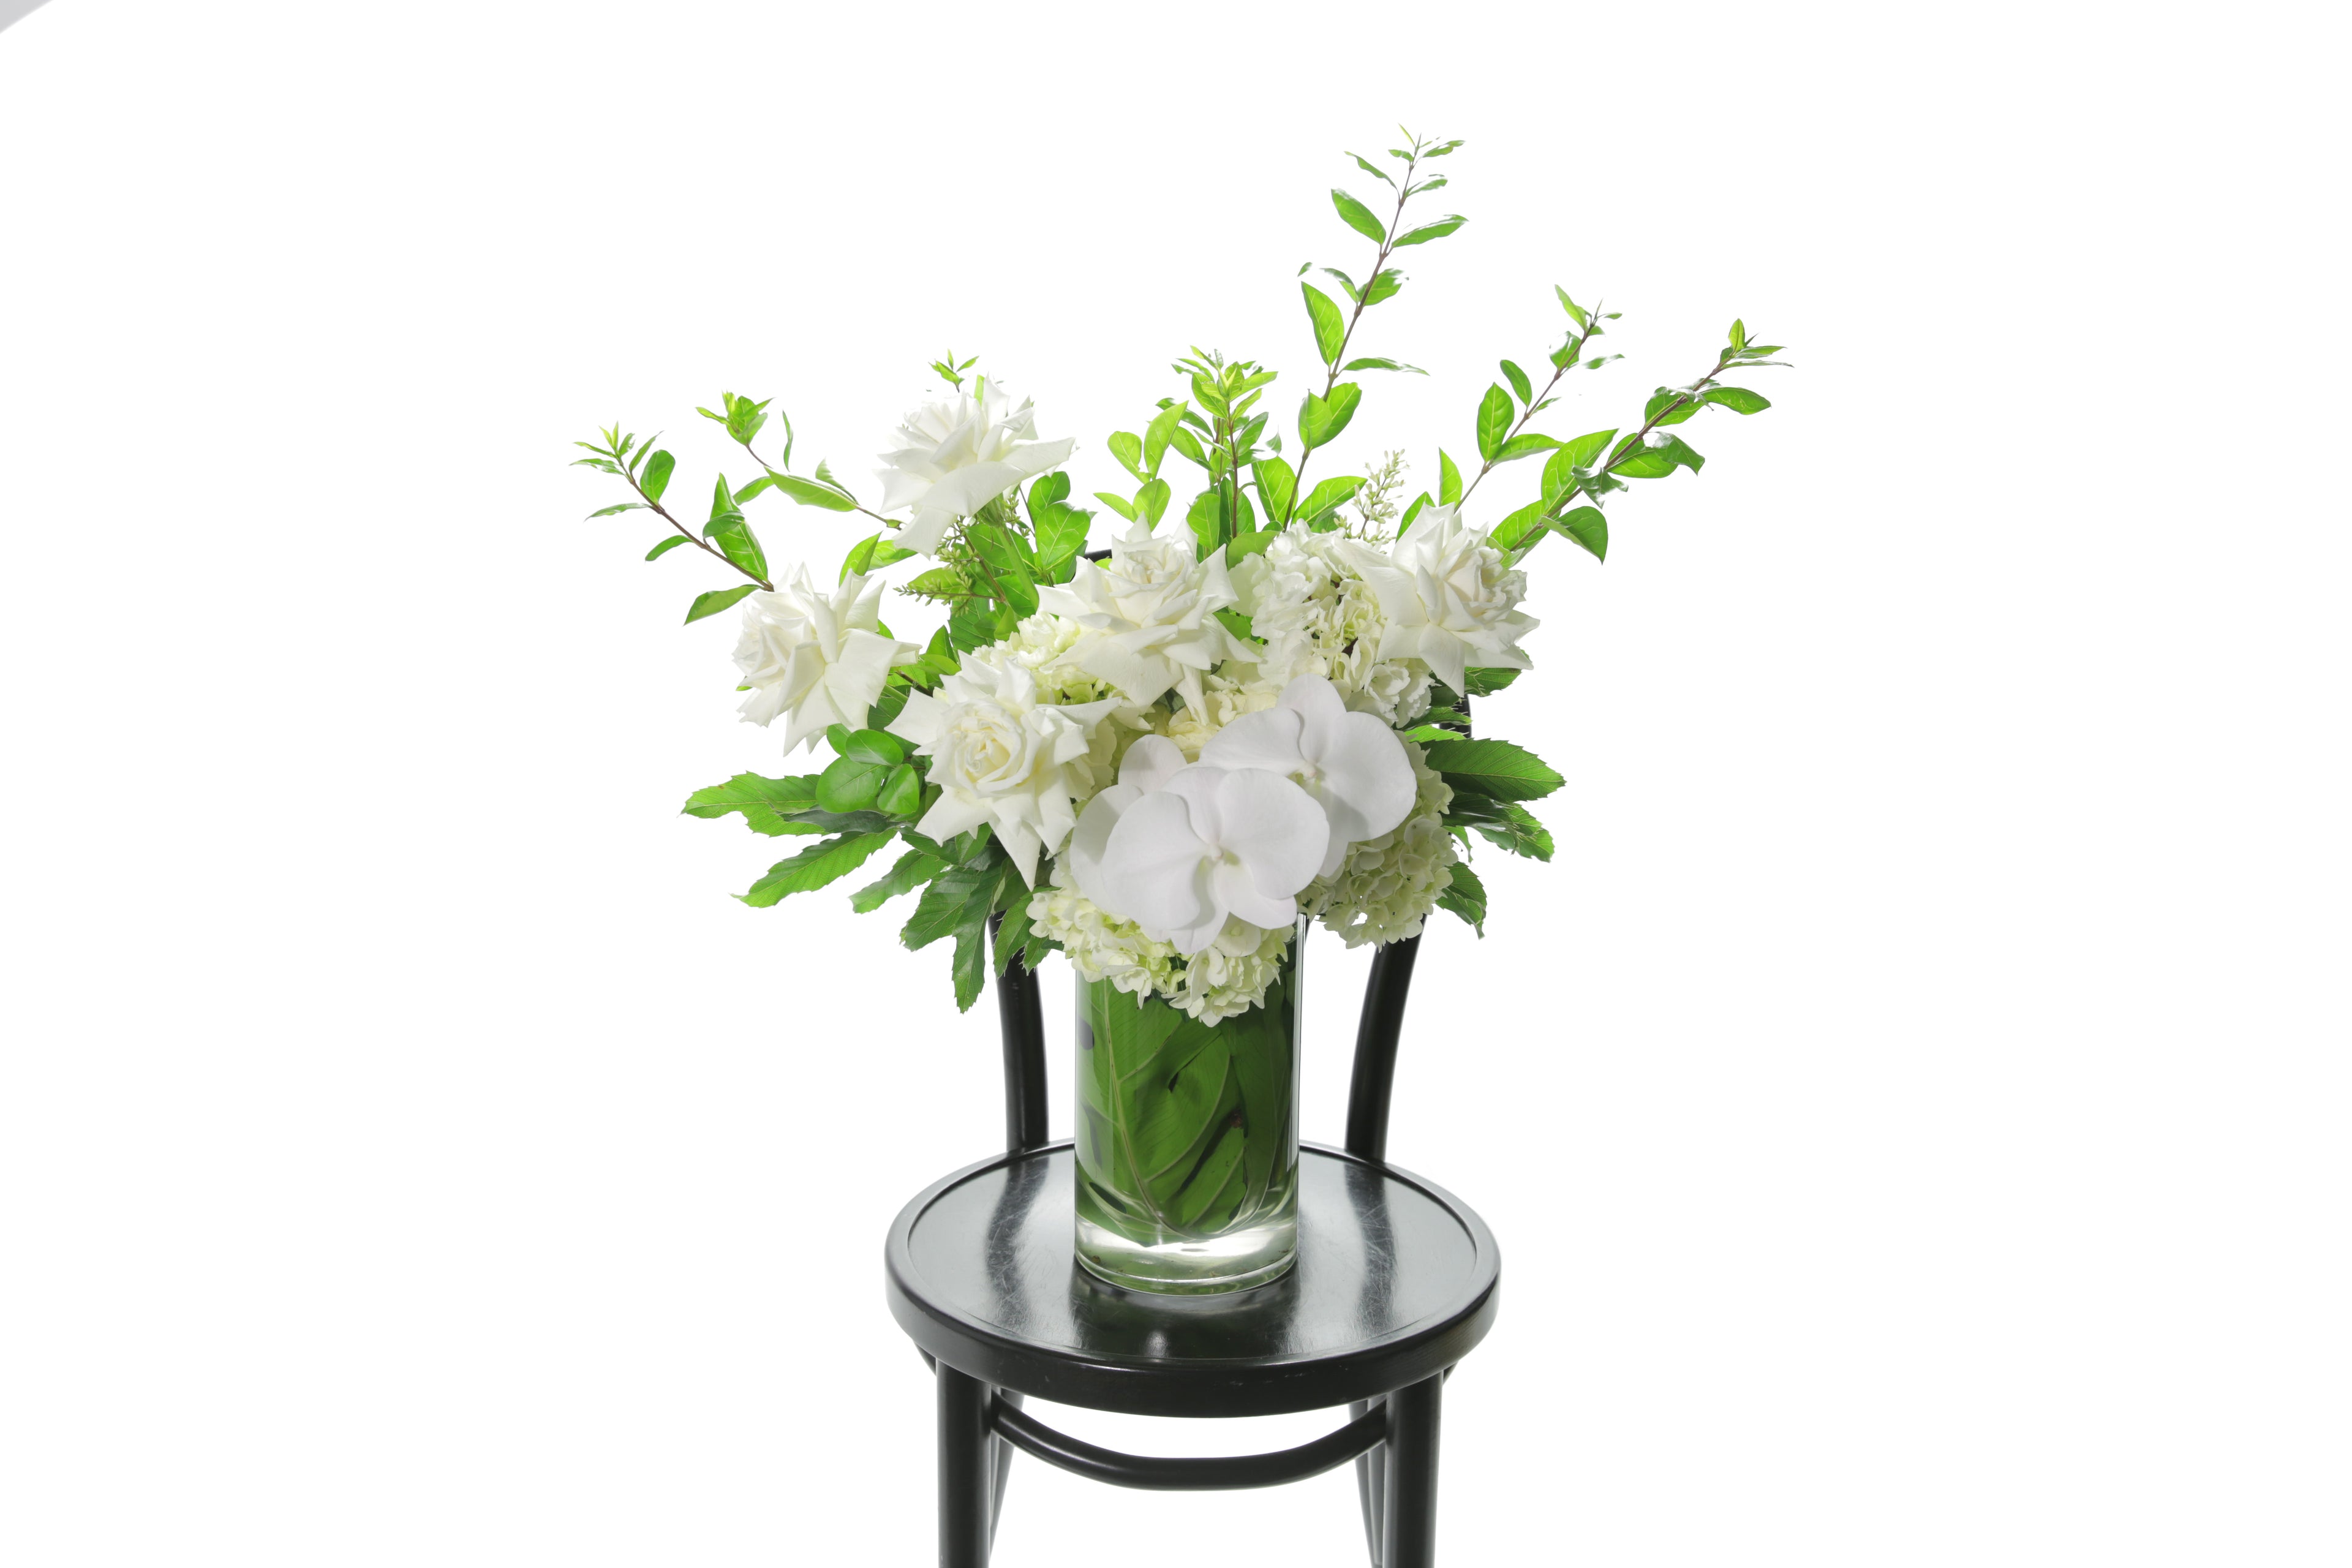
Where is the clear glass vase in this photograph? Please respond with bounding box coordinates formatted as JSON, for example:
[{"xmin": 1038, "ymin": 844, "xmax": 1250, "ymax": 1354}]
[{"xmin": 1072, "ymin": 928, "xmax": 1304, "ymax": 1295}]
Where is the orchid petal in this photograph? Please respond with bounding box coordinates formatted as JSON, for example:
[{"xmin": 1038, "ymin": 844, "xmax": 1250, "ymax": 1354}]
[
  {"xmin": 1208, "ymin": 768, "xmax": 1330, "ymax": 899},
  {"xmin": 1096, "ymin": 790, "xmax": 1214, "ymax": 933}
]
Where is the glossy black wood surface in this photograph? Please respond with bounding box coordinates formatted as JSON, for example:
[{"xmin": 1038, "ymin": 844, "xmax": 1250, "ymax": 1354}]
[{"xmin": 885, "ymin": 1141, "xmax": 1499, "ymax": 1419}]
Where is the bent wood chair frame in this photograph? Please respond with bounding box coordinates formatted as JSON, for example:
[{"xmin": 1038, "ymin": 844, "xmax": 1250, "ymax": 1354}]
[{"xmin": 894, "ymin": 933, "xmax": 1490, "ymax": 1567}]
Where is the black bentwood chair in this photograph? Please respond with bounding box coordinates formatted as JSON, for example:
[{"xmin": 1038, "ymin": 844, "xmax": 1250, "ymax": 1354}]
[{"xmin": 883, "ymin": 933, "xmax": 1500, "ymax": 1567}]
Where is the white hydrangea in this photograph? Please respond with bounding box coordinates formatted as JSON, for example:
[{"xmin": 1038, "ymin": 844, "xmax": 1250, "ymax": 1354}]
[
  {"xmin": 1232, "ymin": 526, "xmax": 1431, "ymax": 726},
  {"xmin": 1033, "ymin": 861, "xmax": 1181, "ymax": 1001},
  {"xmin": 1153, "ymin": 670, "xmax": 1284, "ymax": 759},
  {"xmin": 1173, "ymin": 918, "xmax": 1295, "ymax": 1024},
  {"xmin": 1308, "ymin": 741, "xmax": 1460, "ymax": 949},
  {"xmin": 1033, "ymin": 864, "xmax": 1294, "ymax": 1025}
]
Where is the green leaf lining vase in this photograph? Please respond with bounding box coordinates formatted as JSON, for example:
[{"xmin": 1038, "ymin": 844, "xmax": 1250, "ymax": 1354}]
[{"xmin": 1072, "ymin": 929, "xmax": 1304, "ymax": 1294}]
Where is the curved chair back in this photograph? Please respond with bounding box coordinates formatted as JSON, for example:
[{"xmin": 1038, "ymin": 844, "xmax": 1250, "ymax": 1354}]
[{"xmin": 990, "ymin": 932, "xmax": 1423, "ymax": 1164}]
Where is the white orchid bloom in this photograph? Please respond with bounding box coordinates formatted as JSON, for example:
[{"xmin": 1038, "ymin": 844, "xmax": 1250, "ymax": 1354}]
[
  {"xmin": 886, "ymin": 652, "xmax": 1121, "ymax": 887},
  {"xmin": 1067, "ymin": 734, "xmax": 1191, "ymax": 896},
  {"xmin": 733, "ymin": 568, "xmax": 922, "ymax": 754},
  {"xmin": 1035, "ymin": 518, "xmax": 1253, "ymax": 712},
  {"xmin": 1340, "ymin": 504, "xmax": 1539, "ymax": 694},
  {"xmin": 875, "ymin": 382, "xmax": 1076, "ymax": 556},
  {"xmin": 1200, "ymin": 675, "xmax": 1417, "ymax": 877},
  {"xmin": 1087, "ymin": 762, "xmax": 1330, "ymax": 957}
]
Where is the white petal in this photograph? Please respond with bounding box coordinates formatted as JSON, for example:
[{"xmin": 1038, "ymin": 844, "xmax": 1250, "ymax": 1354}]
[
  {"xmin": 914, "ymin": 790, "xmax": 990, "ymax": 843},
  {"xmin": 1209, "ymin": 769, "xmax": 1330, "ymax": 899},
  {"xmin": 1118, "ymin": 734, "xmax": 1189, "ymax": 793},
  {"xmin": 1417, "ymin": 627, "xmax": 1469, "ymax": 695},
  {"xmin": 1307, "ymin": 708, "xmax": 1418, "ymax": 846},
  {"xmin": 1212, "ymin": 857, "xmax": 1297, "ymax": 931},
  {"xmin": 1161, "ymin": 888, "xmax": 1230, "ymax": 958},
  {"xmin": 1068, "ymin": 783, "xmax": 1141, "ymax": 903},
  {"xmin": 895, "ymin": 509, "xmax": 954, "ymax": 556},
  {"xmin": 1198, "ymin": 705, "xmax": 1308, "ymax": 776},
  {"xmin": 1097, "ymin": 791, "xmax": 1213, "ymax": 932},
  {"xmin": 886, "ymin": 688, "xmax": 946, "ymax": 748}
]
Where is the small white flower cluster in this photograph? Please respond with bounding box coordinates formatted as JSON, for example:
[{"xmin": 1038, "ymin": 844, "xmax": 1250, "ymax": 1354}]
[
  {"xmin": 1033, "ymin": 864, "xmax": 1295, "ymax": 1025},
  {"xmin": 1309, "ymin": 741, "xmax": 1460, "ymax": 949},
  {"xmin": 1234, "ymin": 526, "xmax": 1432, "ymax": 728}
]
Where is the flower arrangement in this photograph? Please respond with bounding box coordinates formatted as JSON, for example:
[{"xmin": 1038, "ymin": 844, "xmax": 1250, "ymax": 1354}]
[{"xmin": 573, "ymin": 129, "xmax": 1787, "ymax": 1025}]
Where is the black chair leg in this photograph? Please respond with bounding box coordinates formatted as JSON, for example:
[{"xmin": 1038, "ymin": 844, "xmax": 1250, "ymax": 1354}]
[
  {"xmin": 1382, "ymin": 1374, "xmax": 1443, "ymax": 1568},
  {"xmin": 937, "ymin": 1365, "xmax": 993, "ymax": 1567},
  {"xmin": 989, "ymin": 1390, "xmax": 1023, "ymax": 1553},
  {"xmin": 1351, "ymin": 1397, "xmax": 1387, "ymax": 1566}
]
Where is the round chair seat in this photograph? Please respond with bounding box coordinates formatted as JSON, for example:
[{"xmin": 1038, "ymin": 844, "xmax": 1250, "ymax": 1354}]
[{"xmin": 884, "ymin": 1142, "xmax": 1500, "ymax": 1419}]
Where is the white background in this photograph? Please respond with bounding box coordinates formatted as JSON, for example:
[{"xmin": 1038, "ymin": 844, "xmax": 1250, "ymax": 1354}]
[{"xmin": 3, "ymin": 2, "xmax": 2345, "ymax": 1564}]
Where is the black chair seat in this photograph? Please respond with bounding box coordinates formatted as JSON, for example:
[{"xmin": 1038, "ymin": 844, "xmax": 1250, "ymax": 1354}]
[{"xmin": 885, "ymin": 1140, "xmax": 1500, "ymax": 1420}]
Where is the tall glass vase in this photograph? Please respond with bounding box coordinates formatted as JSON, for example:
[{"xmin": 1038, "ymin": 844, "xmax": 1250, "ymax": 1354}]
[{"xmin": 1072, "ymin": 929, "xmax": 1304, "ymax": 1294}]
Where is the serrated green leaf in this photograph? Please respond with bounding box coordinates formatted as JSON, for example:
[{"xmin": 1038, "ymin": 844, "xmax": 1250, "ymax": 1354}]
[
  {"xmin": 902, "ymin": 862, "xmax": 1010, "ymax": 952},
  {"xmin": 1436, "ymin": 861, "xmax": 1487, "ymax": 936},
  {"xmin": 850, "ymin": 848, "xmax": 945, "ymax": 914},
  {"xmin": 1424, "ymin": 737, "xmax": 1562, "ymax": 801},
  {"xmin": 1302, "ymin": 283, "xmax": 1346, "ymax": 366},
  {"xmin": 1390, "ymin": 215, "xmax": 1466, "ymax": 246},
  {"xmin": 994, "ymin": 890, "xmax": 1037, "ymax": 975},
  {"xmin": 1298, "ymin": 383, "xmax": 1362, "ymax": 451},
  {"xmin": 739, "ymin": 832, "xmax": 895, "ymax": 907},
  {"xmin": 1330, "ymin": 188, "xmax": 1387, "ymax": 244},
  {"xmin": 1474, "ymin": 384, "xmax": 1513, "ymax": 463},
  {"xmin": 1446, "ymin": 793, "xmax": 1553, "ymax": 860},
  {"xmin": 685, "ymin": 584, "xmax": 760, "ymax": 624},
  {"xmin": 682, "ymin": 772, "xmax": 820, "ymax": 835}
]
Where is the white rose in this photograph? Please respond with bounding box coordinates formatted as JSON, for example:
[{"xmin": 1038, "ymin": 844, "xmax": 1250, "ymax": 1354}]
[
  {"xmin": 876, "ymin": 382, "xmax": 1076, "ymax": 555},
  {"xmin": 886, "ymin": 650, "xmax": 1121, "ymax": 886},
  {"xmin": 732, "ymin": 568, "xmax": 922, "ymax": 754},
  {"xmin": 1341, "ymin": 504, "xmax": 1538, "ymax": 694},
  {"xmin": 1035, "ymin": 518, "xmax": 1254, "ymax": 713}
]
